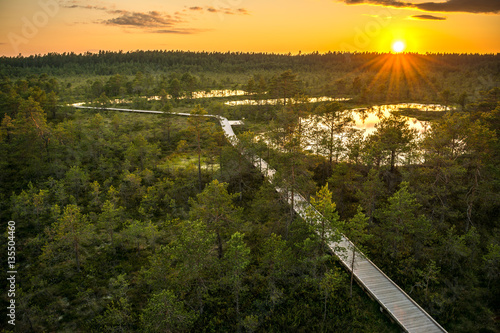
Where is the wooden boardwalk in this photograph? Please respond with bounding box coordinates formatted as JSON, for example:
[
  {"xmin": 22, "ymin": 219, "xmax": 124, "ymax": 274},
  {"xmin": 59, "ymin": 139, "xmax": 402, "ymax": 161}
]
[
  {"xmin": 246, "ymin": 159, "xmax": 447, "ymax": 333},
  {"xmin": 73, "ymin": 105, "xmax": 447, "ymax": 333}
]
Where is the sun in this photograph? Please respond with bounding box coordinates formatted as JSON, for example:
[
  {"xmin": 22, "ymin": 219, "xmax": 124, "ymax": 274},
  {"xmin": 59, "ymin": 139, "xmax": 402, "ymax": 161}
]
[{"xmin": 392, "ymin": 40, "xmax": 406, "ymax": 53}]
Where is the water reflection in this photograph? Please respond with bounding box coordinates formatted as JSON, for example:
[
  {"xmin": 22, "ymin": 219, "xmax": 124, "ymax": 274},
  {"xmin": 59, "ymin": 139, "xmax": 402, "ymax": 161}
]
[
  {"xmin": 225, "ymin": 97, "xmax": 351, "ymax": 106},
  {"xmin": 336, "ymin": 103, "xmax": 450, "ymax": 137},
  {"xmin": 148, "ymin": 89, "xmax": 248, "ymax": 101},
  {"xmin": 302, "ymin": 103, "xmax": 450, "ymax": 155},
  {"xmin": 98, "ymin": 90, "xmax": 249, "ymax": 105},
  {"xmin": 350, "ymin": 104, "xmax": 438, "ymax": 136},
  {"xmin": 190, "ymin": 89, "xmax": 247, "ymax": 99},
  {"xmin": 77, "ymin": 89, "xmax": 351, "ymax": 106}
]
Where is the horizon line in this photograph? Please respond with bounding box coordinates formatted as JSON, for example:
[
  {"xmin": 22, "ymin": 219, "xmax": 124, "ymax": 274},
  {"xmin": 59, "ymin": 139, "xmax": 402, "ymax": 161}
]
[{"xmin": 2, "ymin": 49, "xmax": 500, "ymax": 59}]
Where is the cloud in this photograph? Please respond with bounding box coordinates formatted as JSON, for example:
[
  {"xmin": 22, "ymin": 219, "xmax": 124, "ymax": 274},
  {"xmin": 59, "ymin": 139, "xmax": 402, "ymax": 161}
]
[
  {"xmin": 61, "ymin": 2, "xmax": 108, "ymax": 11},
  {"xmin": 62, "ymin": 2, "xmax": 246, "ymax": 34},
  {"xmin": 343, "ymin": 0, "xmax": 410, "ymax": 8},
  {"xmin": 104, "ymin": 11, "xmax": 179, "ymax": 28},
  {"xmin": 107, "ymin": 10, "xmax": 128, "ymax": 15},
  {"xmin": 411, "ymin": 14, "xmax": 446, "ymax": 20},
  {"xmin": 84, "ymin": 5, "xmax": 107, "ymax": 10},
  {"xmin": 339, "ymin": 0, "xmax": 500, "ymax": 14},
  {"xmin": 415, "ymin": 0, "xmax": 500, "ymax": 13},
  {"xmin": 154, "ymin": 28, "xmax": 210, "ymax": 34},
  {"xmin": 98, "ymin": 10, "xmax": 213, "ymax": 35},
  {"xmin": 187, "ymin": 6, "xmax": 250, "ymax": 15}
]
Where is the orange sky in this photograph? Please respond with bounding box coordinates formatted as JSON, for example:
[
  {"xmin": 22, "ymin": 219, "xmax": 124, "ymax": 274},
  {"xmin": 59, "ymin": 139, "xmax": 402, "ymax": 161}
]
[{"xmin": 0, "ymin": 0, "xmax": 499, "ymax": 56}]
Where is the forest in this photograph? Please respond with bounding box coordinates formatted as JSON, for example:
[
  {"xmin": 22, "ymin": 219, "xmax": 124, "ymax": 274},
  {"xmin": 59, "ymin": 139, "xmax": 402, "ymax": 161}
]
[{"xmin": 0, "ymin": 51, "xmax": 499, "ymax": 332}]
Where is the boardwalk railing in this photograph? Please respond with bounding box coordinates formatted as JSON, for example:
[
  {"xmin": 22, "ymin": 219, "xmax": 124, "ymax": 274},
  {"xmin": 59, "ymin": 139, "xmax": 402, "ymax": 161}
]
[{"xmin": 73, "ymin": 105, "xmax": 447, "ymax": 333}]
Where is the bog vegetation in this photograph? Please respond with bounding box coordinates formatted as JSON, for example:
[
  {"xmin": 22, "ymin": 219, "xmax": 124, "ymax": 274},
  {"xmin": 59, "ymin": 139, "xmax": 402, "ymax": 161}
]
[{"xmin": 0, "ymin": 51, "xmax": 499, "ymax": 332}]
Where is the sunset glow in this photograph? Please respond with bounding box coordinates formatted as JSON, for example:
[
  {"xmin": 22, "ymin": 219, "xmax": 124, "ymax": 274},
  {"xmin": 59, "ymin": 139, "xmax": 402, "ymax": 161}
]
[{"xmin": 0, "ymin": 0, "xmax": 499, "ymax": 56}]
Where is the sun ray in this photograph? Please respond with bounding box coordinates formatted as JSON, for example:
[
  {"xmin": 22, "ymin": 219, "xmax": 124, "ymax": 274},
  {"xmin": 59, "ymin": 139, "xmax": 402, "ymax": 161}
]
[{"xmin": 404, "ymin": 55, "xmax": 442, "ymax": 97}]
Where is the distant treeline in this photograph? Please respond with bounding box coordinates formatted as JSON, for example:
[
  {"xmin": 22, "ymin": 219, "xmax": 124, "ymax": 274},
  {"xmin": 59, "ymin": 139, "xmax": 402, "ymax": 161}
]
[{"xmin": 1, "ymin": 50, "xmax": 499, "ymax": 76}]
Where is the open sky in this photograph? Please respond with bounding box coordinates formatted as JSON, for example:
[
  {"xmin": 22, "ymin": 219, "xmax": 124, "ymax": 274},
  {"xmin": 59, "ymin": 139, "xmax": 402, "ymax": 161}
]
[{"xmin": 0, "ymin": 0, "xmax": 499, "ymax": 56}]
